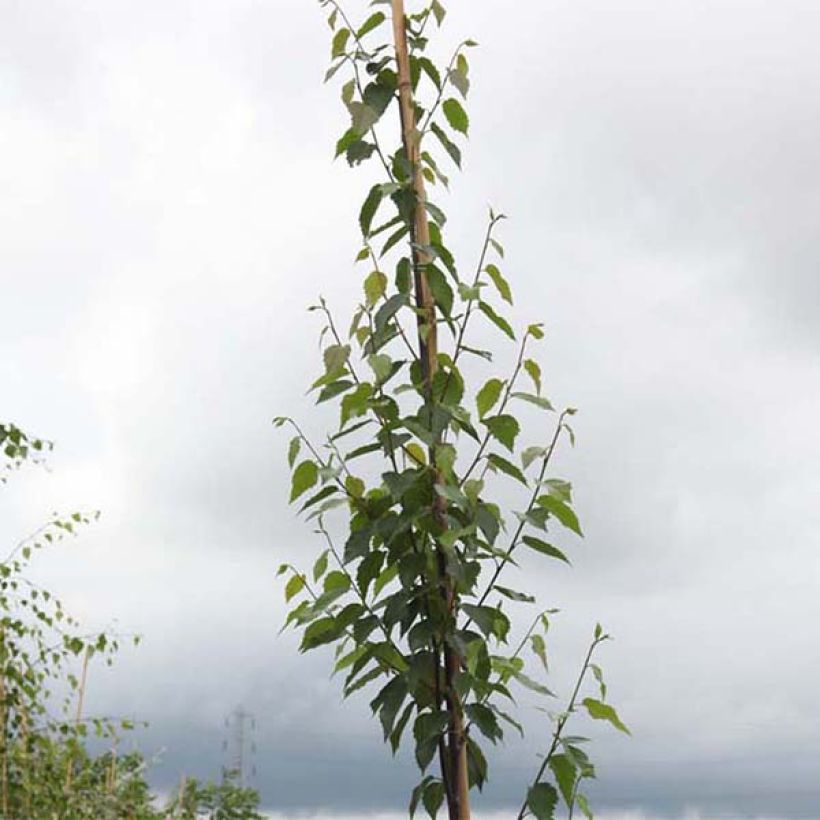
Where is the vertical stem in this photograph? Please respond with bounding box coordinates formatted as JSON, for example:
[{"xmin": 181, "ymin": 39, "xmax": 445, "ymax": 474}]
[
  {"xmin": 65, "ymin": 646, "xmax": 91, "ymax": 793},
  {"xmin": 0, "ymin": 629, "xmax": 8, "ymax": 818},
  {"xmin": 21, "ymin": 703, "xmax": 31, "ymax": 817},
  {"xmin": 389, "ymin": 3, "xmax": 471, "ymax": 819}
]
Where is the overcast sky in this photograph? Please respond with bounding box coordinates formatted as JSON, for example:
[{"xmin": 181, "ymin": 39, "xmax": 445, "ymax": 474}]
[{"xmin": 2, "ymin": 0, "xmax": 820, "ymax": 817}]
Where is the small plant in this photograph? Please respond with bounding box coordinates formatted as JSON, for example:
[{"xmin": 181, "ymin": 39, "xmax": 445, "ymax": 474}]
[
  {"xmin": 275, "ymin": 2, "xmax": 629, "ymax": 818},
  {"xmin": 0, "ymin": 422, "xmax": 140, "ymax": 817}
]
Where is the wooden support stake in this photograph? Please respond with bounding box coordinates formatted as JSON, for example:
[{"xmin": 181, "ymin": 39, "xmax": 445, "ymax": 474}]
[{"xmin": 389, "ymin": 3, "xmax": 472, "ymax": 819}]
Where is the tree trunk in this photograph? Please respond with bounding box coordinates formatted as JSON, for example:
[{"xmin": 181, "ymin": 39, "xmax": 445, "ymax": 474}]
[{"xmin": 389, "ymin": 3, "xmax": 472, "ymax": 819}]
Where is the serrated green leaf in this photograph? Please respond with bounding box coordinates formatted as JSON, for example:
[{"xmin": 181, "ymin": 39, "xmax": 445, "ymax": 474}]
[
  {"xmin": 476, "ymin": 378, "xmax": 503, "ymax": 418},
  {"xmin": 290, "ymin": 460, "xmax": 318, "ymax": 503},
  {"xmin": 527, "ymin": 782, "xmax": 558, "ymax": 820},
  {"xmin": 360, "ymin": 184, "xmax": 383, "ymax": 237},
  {"xmin": 521, "ymin": 446, "xmax": 546, "ymax": 470},
  {"xmin": 478, "ymin": 301, "xmax": 515, "ymax": 340},
  {"xmin": 484, "ymin": 263, "xmax": 512, "ymax": 304},
  {"xmin": 511, "ymin": 391, "xmax": 553, "ymax": 411},
  {"xmin": 349, "ymin": 102, "xmax": 379, "ymax": 135},
  {"xmin": 448, "ymin": 66, "xmax": 469, "ymax": 98},
  {"xmin": 531, "ymin": 632, "xmax": 548, "ymax": 671},
  {"xmin": 357, "ymin": 11, "xmax": 385, "ymax": 38},
  {"xmin": 581, "ymin": 698, "xmax": 630, "ymax": 734},
  {"xmin": 285, "ymin": 574, "xmax": 305, "ymax": 603},
  {"xmin": 537, "ymin": 495, "xmax": 583, "ymax": 536},
  {"xmin": 542, "ymin": 478, "xmax": 572, "ymax": 503},
  {"xmin": 521, "ymin": 535, "xmax": 570, "ymax": 565},
  {"xmin": 364, "ymin": 270, "xmax": 387, "ymax": 307},
  {"xmin": 331, "ymin": 28, "xmax": 350, "ymax": 58},
  {"xmin": 442, "ymin": 98, "xmax": 469, "ymax": 135},
  {"xmin": 287, "ymin": 436, "xmax": 301, "ymax": 468},
  {"xmin": 549, "ymin": 753, "xmax": 578, "ymax": 808},
  {"xmin": 486, "ymin": 453, "xmax": 528, "ymax": 486},
  {"xmin": 495, "ymin": 585, "xmax": 535, "ymax": 603},
  {"xmin": 323, "ymin": 344, "xmax": 350, "ymax": 374},
  {"xmin": 483, "ymin": 414, "xmax": 520, "ymax": 452},
  {"xmin": 430, "ymin": 122, "xmax": 462, "ymax": 168},
  {"xmin": 524, "ymin": 358, "xmax": 542, "ymax": 395},
  {"xmin": 430, "ymin": 0, "xmax": 446, "ymax": 25},
  {"xmin": 313, "ymin": 551, "xmax": 329, "ymax": 582}
]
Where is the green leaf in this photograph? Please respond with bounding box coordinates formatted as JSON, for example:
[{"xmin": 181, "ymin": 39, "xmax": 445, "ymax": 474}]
[
  {"xmin": 542, "ymin": 478, "xmax": 572, "ymax": 503},
  {"xmin": 341, "ymin": 383, "xmax": 373, "ymax": 426},
  {"xmin": 576, "ymin": 793, "xmax": 594, "ymax": 820},
  {"xmin": 495, "ymin": 585, "xmax": 535, "ymax": 603},
  {"xmin": 484, "ymin": 263, "xmax": 512, "ymax": 304},
  {"xmin": 417, "ymin": 57, "xmax": 441, "ymax": 90},
  {"xmin": 413, "ymin": 712, "xmax": 449, "ymax": 771},
  {"xmin": 349, "ymin": 102, "xmax": 379, "ymax": 135},
  {"xmin": 527, "ymin": 782, "xmax": 558, "ymax": 820},
  {"xmin": 462, "ymin": 604, "xmax": 509, "ymax": 641},
  {"xmin": 512, "ymin": 391, "xmax": 554, "ymax": 411},
  {"xmin": 301, "ymin": 616, "xmax": 341, "ymax": 651},
  {"xmin": 478, "ymin": 301, "xmax": 515, "ymax": 340},
  {"xmin": 590, "ymin": 662, "xmax": 607, "ymax": 700},
  {"xmin": 323, "ymin": 344, "xmax": 350, "ymax": 374},
  {"xmin": 422, "ymin": 781, "xmax": 444, "ymax": 819},
  {"xmin": 524, "ymin": 358, "xmax": 542, "ymax": 395},
  {"xmin": 528, "ymin": 322, "xmax": 545, "ymax": 339},
  {"xmin": 442, "ymin": 98, "xmax": 469, "ymax": 135},
  {"xmin": 434, "ymin": 482, "xmax": 469, "ymax": 512},
  {"xmin": 427, "ymin": 265, "xmax": 453, "ymax": 317},
  {"xmin": 374, "ymin": 293, "xmax": 408, "ymax": 333},
  {"xmin": 360, "ymin": 184, "xmax": 383, "ymax": 237},
  {"xmin": 318, "ymin": 379, "xmax": 354, "ymax": 403},
  {"xmin": 430, "ymin": 0, "xmax": 446, "ymax": 25},
  {"xmin": 357, "ymin": 11, "xmax": 385, "ymax": 38},
  {"xmin": 290, "ymin": 460, "xmax": 318, "ymax": 503},
  {"xmin": 486, "ymin": 453, "xmax": 528, "ymax": 486},
  {"xmin": 521, "ymin": 535, "xmax": 570, "ymax": 565},
  {"xmin": 484, "ymin": 414, "xmax": 520, "ymax": 452},
  {"xmin": 581, "ymin": 698, "xmax": 630, "ymax": 734},
  {"xmin": 284, "ymin": 574, "xmax": 305, "ymax": 603},
  {"xmin": 476, "ymin": 378, "xmax": 503, "ymax": 419},
  {"xmin": 324, "ymin": 570, "xmax": 351, "ymax": 595},
  {"xmin": 364, "ymin": 270, "xmax": 388, "ymax": 306},
  {"xmin": 430, "ymin": 122, "xmax": 462, "ymax": 168},
  {"xmin": 313, "ymin": 551, "xmax": 329, "ymax": 582},
  {"xmin": 549, "ymin": 753, "xmax": 578, "ymax": 808},
  {"xmin": 537, "ymin": 495, "xmax": 583, "ymax": 536},
  {"xmin": 331, "ymin": 28, "xmax": 350, "ymax": 58},
  {"xmin": 299, "ymin": 484, "xmax": 339, "ymax": 512},
  {"xmin": 287, "ymin": 436, "xmax": 301, "ymax": 468},
  {"xmin": 531, "ymin": 633, "xmax": 548, "ymax": 671},
  {"xmin": 465, "ymin": 703, "xmax": 502, "ymax": 743},
  {"xmin": 448, "ymin": 66, "xmax": 469, "ymax": 99},
  {"xmin": 513, "ymin": 670, "xmax": 554, "ymax": 696},
  {"xmin": 368, "ymin": 353, "xmax": 392, "ymax": 383},
  {"xmin": 521, "ymin": 446, "xmax": 546, "ymax": 471}
]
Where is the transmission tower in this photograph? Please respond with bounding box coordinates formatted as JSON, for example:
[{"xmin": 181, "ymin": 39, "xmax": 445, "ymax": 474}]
[{"xmin": 221, "ymin": 705, "xmax": 257, "ymax": 786}]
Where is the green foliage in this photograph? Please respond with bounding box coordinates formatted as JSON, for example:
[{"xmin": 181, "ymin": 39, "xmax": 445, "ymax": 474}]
[
  {"xmin": 0, "ymin": 423, "xmax": 146, "ymax": 818},
  {"xmin": 277, "ymin": 2, "xmax": 629, "ymax": 817},
  {"xmin": 166, "ymin": 769, "xmax": 265, "ymax": 819}
]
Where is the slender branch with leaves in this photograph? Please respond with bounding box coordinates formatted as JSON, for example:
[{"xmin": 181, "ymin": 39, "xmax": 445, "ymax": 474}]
[{"xmin": 275, "ymin": 3, "xmax": 629, "ymax": 818}]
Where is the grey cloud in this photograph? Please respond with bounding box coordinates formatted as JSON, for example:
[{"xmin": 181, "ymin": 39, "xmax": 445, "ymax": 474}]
[{"xmin": 2, "ymin": 0, "xmax": 820, "ymax": 817}]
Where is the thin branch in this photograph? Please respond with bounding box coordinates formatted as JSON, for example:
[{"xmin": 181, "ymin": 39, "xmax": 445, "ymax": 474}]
[{"xmin": 515, "ymin": 631, "xmax": 605, "ymax": 820}]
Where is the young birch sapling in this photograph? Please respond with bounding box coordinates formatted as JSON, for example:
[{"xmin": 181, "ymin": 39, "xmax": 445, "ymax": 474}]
[{"xmin": 275, "ymin": 3, "xmax": 629, "ymax": 818}]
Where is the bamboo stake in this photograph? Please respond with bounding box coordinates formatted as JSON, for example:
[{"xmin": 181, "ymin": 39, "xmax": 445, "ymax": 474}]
[{"xmin": 389, "ymin": 3, "xmax": 471, "ymax": 818}]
